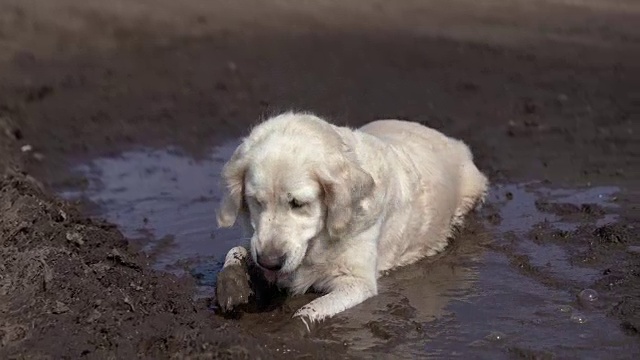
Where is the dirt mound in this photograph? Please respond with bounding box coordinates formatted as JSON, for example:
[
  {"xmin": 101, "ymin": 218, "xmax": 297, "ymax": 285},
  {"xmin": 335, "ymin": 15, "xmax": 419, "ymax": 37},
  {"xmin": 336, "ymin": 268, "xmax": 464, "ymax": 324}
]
[{"xmin": 0, "ymin": 169, "xmax": 278, "ymax": 358}]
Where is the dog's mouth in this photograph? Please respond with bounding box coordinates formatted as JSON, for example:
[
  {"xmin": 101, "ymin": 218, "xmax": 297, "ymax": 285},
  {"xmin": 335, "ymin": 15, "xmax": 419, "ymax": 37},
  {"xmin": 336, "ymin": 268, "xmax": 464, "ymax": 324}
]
[
  {"xmin": 256, "ymin": 258, "xmax": 297, "ymax": 283},
  {"xmin": 260, "ymin": 268, "xmax": 295, "ymax": 284},
  {"xmin": 252, "ymin": 243, "xmax": 308, "ymax": 283}
]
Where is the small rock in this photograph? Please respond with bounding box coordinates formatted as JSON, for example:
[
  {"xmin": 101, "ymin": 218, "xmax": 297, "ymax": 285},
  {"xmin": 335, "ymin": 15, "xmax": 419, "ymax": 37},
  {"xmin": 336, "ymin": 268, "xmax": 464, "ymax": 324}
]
[
  {"xmin": 86, "ymin": 309, "xmax": 102, "ymax": 323},
  {"xmin": 21, "ymin": 144, "xmax": 33, "ymax": 152},
  {"xmin": 66, "ymin": 231, "xmax": 84, "ymax": 245},
  {"xmin": 123, "ymin": 294, "xmax": 135, "ymax": 312},
  {"xmin": 52, "ymin": 301, "xmax": 70, "ymax": 314},
  {"xmin": 130, "ymin": 282, "xmax": 143, "ymax": 291}
]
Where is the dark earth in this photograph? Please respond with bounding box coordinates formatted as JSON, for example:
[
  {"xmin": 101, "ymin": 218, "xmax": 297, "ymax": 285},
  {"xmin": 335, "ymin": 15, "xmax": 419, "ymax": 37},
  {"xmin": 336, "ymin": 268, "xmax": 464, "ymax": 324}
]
[{"xmin": 0, "ymin": 0, "xmax": 639, "ymax": 359}]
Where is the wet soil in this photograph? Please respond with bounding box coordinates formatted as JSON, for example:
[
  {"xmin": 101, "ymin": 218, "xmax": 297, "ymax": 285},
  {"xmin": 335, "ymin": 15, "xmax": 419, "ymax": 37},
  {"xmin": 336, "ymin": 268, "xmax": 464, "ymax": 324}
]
[{"xmin": 1, "ymin": 0, "xmax": 639, "ymax": 359}]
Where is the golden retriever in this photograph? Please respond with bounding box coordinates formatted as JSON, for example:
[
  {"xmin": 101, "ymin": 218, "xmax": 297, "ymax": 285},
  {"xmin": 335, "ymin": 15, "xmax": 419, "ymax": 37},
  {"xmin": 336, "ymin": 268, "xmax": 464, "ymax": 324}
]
[{"xmin": 216, "ymin": 112, "xmax": 488, "ymax": 328}]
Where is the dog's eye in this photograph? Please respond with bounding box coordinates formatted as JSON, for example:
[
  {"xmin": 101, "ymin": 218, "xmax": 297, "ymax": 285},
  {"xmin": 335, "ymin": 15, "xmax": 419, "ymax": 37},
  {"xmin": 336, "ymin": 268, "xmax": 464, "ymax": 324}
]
[{"xmin": 289, "ymin": 198, "xmax": 305, "ymax": 209}]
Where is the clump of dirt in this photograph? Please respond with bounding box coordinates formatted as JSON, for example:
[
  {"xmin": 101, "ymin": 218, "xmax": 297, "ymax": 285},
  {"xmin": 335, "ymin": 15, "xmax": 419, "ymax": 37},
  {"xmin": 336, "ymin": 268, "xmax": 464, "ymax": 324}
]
[
  {"xmin": 592, "ymin": 224, "xmax": 631, "ymax": 245},
  {"xmin": 534, "ymin": 200, "xmax": 606, "ymax": 219}
]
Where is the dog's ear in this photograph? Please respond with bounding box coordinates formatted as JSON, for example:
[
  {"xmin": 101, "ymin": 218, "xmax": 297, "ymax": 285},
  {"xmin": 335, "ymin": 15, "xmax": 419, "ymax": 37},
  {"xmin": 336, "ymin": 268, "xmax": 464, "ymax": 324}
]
[
  {"xmin": 217, "ymin": 142, "xmax": 250, "ymax": 228},
  {"xmin": 317, "ymin": 154, "xmax": 375, "ymax": 239}
]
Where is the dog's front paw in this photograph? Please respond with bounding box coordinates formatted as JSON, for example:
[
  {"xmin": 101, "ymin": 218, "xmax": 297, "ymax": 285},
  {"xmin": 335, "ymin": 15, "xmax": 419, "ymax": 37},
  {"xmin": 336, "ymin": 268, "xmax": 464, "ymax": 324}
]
[
  {"xmin": 293, "ymin": 304, "xmax": 320, "ymax": 322},
  {"xmin": 215, "ymin": 264, "xmax": 253, "ymax": 313},
  {"xmin": 290, "ymin": 305, "xmax": 323, "ymax": 334}
]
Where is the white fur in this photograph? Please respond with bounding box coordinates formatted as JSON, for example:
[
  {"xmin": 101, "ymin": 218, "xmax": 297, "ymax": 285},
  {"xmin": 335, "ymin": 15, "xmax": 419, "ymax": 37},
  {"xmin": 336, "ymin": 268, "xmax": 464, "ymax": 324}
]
[{"xmin": 217, "ymin": 112, "xmax": 488, "ymax": 324}]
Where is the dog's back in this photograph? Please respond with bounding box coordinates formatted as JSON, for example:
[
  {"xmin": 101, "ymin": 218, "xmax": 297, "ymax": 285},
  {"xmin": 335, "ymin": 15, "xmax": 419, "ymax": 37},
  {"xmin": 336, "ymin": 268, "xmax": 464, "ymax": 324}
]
[{"xmin": 358, "ymin": 120, "xmax": 488, "ymax": 272}]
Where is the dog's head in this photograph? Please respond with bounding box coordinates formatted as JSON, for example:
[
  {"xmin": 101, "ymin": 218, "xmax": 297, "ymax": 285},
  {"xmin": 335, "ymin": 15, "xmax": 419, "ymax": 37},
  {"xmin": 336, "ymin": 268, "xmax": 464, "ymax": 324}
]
[{"xmin": 216, "ymin": 113, "xmax": 375, "ymax": 274}]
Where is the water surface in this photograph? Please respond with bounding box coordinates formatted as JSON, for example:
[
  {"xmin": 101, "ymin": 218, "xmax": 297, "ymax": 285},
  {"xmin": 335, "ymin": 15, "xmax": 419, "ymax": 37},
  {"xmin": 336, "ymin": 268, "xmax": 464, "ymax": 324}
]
[{"xmin": 57, "ymin": 144, "xmax": 638, "ymax": 359}]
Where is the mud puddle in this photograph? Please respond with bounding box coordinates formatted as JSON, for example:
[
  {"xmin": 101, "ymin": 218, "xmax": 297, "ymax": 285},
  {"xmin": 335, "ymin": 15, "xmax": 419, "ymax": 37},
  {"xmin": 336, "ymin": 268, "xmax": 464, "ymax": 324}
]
[
  {"xmin": 57, "ymin": 142, "xmax": 241, "ymax": 296},
  {"xmin": 56, "ymin": 145, "xmax": 639, "ymax": 358}
]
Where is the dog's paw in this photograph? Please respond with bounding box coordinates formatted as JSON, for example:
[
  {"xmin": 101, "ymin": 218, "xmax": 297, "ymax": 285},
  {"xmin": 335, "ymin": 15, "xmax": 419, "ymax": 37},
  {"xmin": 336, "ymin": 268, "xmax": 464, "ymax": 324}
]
[
  {"xmin": 290, "ymin": 305, "xmax": 324, "ymax": 335},
  {"xmin": 215, "ymin": 264, "xmax": 253, "ymax": 313},
  {"xmin": 293, "ymin": 304, "xmax": 320, "ymax": 323}
]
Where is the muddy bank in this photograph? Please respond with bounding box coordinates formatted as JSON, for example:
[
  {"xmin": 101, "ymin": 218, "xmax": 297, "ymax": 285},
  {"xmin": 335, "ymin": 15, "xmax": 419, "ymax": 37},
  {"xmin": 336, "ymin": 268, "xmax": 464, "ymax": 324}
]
[{"xmin": 0, "ymin": 148, "xmax": 312, "ymax": 358}]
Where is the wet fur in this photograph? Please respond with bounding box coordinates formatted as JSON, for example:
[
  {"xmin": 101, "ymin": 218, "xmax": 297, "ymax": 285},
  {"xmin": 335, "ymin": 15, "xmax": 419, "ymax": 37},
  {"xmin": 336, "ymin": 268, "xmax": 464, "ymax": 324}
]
[{"xmin": 217, "ymin": 112, "xmax": 488, "ymax": 325}]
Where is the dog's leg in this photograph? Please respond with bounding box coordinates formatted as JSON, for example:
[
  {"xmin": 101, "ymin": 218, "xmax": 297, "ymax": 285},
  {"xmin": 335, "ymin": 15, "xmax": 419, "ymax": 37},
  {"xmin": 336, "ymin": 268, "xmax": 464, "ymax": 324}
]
[
  {"xmin": 292, "ymin": 277, "xmax": 377, "ymax": 329},
  {"xmin": 216, "ymin": 246, "xmax": 253, "ymax": 313},
  {"xmin": 291, "ymin": 225, "xmax": 381, "ymax": 330}
]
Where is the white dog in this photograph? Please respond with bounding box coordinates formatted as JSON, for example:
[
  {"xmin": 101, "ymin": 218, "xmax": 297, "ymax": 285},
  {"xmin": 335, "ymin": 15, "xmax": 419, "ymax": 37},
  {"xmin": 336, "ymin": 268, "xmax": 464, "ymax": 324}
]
[{"xmin": 216, "ymin": 112, "xmax": 488, "ymax": 327}]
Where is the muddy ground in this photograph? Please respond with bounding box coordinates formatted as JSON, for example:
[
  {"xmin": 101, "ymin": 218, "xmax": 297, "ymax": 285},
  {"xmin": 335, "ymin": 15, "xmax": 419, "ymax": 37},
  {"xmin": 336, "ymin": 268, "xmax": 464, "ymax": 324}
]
[{"xmin": 0, "ymin": 0, "xmax": 639, "ymax": 358}]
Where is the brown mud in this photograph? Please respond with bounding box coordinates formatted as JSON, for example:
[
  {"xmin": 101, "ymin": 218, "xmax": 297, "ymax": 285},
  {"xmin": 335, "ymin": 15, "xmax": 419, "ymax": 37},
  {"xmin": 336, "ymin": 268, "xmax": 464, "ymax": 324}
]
[{"xmin": 0, "ymin": 0, "xmax": 639, "ymax": 358}]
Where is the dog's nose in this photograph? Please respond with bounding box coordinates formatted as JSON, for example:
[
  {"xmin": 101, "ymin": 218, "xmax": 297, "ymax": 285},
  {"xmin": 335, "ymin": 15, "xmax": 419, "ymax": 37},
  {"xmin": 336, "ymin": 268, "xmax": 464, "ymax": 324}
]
[{"xmin": 256, "ymin": 252, "xmax": 286, "ymax": 271}]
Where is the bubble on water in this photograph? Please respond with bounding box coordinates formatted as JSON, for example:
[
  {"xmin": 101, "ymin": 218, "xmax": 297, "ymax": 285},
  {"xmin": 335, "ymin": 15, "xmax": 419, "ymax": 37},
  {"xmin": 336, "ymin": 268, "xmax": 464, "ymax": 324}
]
[
  {"xmin": 485, "ymin": 331, "xmax": 506, "ymax": 342},
  {"xmin": 570, "ymin": 313, "xmax": 587, "ymax": 324},
  {"xmin": 558, "ymin": 305, "xmax": 573, "ymax": 313},
  {"xmin": 578, "ymin": 289, "xmax": 599, "ymax": 303}
]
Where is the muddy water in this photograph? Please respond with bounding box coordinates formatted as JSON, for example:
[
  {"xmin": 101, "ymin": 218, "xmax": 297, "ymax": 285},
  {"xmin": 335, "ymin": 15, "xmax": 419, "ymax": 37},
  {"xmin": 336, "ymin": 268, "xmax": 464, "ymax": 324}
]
[
  {"xmin": 58, "ymin": 141, "xmax": 242, "ymax": 295},
  {"xmin": 57, "ymin": 144, "xmax": 639, "ymax": 359}
]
